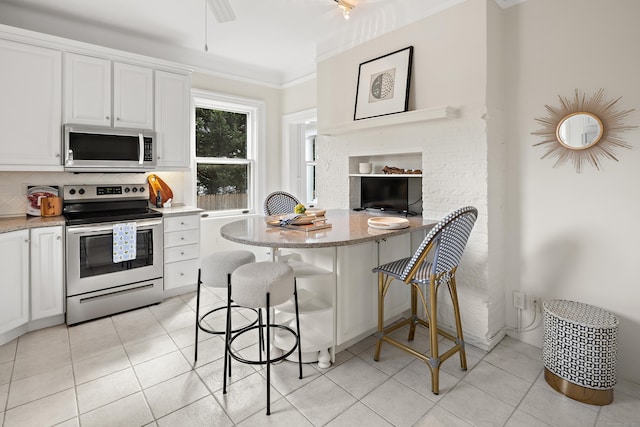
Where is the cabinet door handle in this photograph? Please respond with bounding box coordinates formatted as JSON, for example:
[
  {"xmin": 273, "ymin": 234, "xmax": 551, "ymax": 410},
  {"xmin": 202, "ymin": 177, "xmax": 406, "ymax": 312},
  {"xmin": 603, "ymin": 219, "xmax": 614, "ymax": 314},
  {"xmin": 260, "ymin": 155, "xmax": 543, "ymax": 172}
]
[
  {"xmin": 105, "ymin": 116, "xmax": 110, "ymax": 120},
  {"xmin": 180, "ymin": 251, "xmax": 184, "ymax": 255},
  {"xmin": 116, "ymin": 117, "xmax": 121, "ymax": 121},
  {"xmin": 56, "ymin": 235, "xmax": 61, "ymax": 240},
  {"xmin": 180, "ymin": 272, "xmax": 184, "ymax": 276}
]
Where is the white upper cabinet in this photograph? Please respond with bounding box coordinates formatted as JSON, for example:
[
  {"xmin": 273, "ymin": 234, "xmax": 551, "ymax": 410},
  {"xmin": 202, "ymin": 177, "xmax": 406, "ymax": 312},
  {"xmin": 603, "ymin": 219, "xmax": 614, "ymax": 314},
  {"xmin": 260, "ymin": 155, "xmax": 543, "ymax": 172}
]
[
  {"xmin": 0, "ymin": 39, "xmax": 62, "ymax": 169},
  {"xmin": 64, "ymin": 53, "xmax": 111, "ymax": 126},
  {"xmin": 64, "ymin": 53, "xmax": 154, "ymax": 129},
  {"xmin": 113, "ymin": 62, "xmax": 154, "ymax": 129},
  {"xmin": 155, "ymin": 70, "xmax": 190, "ymax": 169}
]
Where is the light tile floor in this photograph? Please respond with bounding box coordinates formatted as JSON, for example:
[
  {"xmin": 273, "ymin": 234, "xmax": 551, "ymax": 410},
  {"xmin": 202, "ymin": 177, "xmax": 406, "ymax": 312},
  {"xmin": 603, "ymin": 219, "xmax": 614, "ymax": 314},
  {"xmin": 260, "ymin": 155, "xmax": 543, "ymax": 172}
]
[{"xmin": 1, "ymin": 286, "xmax": 639, "ymax": 427}]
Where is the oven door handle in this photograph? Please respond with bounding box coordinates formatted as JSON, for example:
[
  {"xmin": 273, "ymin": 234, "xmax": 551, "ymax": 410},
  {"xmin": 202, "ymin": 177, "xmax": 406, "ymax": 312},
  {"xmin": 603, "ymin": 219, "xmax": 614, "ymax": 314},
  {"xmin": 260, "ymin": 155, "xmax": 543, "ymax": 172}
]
[{"xmin": 66, "ymin": 218, "xmax": 162, "ymax": 235}]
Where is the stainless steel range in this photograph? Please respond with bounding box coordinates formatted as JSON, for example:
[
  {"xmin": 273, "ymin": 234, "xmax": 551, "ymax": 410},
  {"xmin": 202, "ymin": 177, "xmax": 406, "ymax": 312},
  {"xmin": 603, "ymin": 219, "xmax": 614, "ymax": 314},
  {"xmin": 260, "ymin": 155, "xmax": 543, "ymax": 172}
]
[{"xmin": 64, "ymin": 183, "xmax": 164, "ymax": 325}]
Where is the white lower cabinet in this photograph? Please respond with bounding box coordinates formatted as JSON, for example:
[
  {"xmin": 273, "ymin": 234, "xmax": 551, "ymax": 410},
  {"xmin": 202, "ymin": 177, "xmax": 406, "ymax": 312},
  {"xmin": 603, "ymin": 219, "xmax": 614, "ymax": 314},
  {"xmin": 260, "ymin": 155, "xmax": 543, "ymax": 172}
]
[
  {"xmin": 336, "ymin": 241, "xmax": 377, "ymax": 345},
  {"xmin": 0, "ymin": 230, "xmax": 30, "ymax": 335},
  {"xmin": 336, "ymin": 233, "xmax": 415, "ymax": 346},
  {"xmin": 164, "ymin": 214, "xmax": 200, "ymax": 293},
  {"xmin": 30, "ymin": 226, "xmax": 64, "ymax": 321}
]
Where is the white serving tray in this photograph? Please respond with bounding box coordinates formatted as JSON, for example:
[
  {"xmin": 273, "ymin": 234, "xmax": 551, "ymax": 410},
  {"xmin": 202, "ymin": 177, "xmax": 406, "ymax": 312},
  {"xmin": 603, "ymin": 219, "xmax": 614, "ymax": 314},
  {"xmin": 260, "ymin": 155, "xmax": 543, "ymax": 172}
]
[{"xmin": 367, "ymin": 217, "xmax": 410, "ymax": 230}]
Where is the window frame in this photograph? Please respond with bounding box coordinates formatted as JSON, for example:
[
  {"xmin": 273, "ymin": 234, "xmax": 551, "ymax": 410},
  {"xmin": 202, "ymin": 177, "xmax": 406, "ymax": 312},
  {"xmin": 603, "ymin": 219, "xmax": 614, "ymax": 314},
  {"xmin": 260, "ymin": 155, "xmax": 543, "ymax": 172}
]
[
  {"xmin": 282, "ymin": 108, "xmax": 317, "ymax": 205},
  {"xmin": 191, "ymin": 89, "xmax": 265, "ymax": 217}
]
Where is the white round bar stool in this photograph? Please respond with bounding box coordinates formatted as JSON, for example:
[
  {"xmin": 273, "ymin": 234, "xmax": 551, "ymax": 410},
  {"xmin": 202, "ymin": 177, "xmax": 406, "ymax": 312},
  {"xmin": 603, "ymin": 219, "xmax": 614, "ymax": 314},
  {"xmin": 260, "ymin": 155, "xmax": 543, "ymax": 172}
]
[
  {"xmin": 194, "ymin": 250, "xmax": 256, "ymax": 364},
  {"xmin": 223, "ymin": 261, "xmax": 302, "ymax": 416}
]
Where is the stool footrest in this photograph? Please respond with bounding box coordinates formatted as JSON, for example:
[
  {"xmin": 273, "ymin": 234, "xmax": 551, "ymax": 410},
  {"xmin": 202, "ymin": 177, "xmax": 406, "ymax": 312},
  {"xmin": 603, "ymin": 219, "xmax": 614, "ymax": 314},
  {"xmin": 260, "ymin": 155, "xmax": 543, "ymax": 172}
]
[
  {"xmin": 228, "ymin": 323, "xmax": 299, "ymax": 365},
  {"xmin": 198, "ymin": 305, "xmax": 258, "ymax": 335}
]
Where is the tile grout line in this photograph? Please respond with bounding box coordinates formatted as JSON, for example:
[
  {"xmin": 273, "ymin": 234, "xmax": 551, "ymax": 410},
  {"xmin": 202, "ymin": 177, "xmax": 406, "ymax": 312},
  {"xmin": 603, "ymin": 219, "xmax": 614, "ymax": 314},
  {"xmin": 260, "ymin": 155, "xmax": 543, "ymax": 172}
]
[
  {"xmin": 0, "ymin": 340, "xmax": 17, "ymax": 427},
  {"xmin": 108, "ymin": 312, "xmax": 157, "ymax": 425}
]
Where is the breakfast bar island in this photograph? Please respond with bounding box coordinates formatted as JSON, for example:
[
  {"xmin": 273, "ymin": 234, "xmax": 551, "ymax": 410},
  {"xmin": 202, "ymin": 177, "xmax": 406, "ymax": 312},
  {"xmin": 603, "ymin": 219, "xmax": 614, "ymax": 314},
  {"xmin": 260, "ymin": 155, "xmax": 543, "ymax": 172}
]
[{"xmin": 220, "ymin": 210, "xmax": 437, "ymax": 367}]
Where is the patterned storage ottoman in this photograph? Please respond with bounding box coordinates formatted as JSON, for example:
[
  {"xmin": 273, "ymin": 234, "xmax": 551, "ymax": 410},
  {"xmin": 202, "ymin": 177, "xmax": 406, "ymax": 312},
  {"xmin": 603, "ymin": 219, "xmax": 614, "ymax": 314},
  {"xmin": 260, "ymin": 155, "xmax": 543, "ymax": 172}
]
[{"xmin": 542, "ymin": 299, "xmax": 618, "ymax": 405}]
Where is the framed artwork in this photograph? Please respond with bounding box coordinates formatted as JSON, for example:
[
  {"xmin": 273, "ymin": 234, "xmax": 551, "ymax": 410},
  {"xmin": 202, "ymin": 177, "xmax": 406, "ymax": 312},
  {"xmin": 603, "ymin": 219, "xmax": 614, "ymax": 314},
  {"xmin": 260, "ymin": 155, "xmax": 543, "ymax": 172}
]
[{"xmin": 354, "ymin": 46, "xmax": 413, "ymax": 121}]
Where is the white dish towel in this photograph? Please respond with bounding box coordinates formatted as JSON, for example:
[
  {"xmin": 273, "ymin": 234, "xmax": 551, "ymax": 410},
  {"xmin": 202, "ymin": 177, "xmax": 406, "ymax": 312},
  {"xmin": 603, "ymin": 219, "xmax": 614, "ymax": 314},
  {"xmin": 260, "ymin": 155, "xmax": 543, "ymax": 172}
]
[{"xmin": 113, "ymin": 222, "xmax": 137, "ymax": 263}]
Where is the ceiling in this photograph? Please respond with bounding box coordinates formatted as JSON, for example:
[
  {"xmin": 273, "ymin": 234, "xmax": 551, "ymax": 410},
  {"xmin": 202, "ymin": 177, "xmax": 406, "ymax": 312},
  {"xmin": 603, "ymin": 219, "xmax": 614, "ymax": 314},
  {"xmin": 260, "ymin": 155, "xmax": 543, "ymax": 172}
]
[{"xmin": 0, "ymin": 0, "xmax": 520, "ymax": 87}]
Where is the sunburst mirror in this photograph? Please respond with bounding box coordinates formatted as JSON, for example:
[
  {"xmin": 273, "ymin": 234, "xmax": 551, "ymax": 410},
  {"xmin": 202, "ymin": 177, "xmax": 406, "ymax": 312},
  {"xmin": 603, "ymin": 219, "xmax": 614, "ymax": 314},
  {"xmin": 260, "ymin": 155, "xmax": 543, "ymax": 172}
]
[{"xmin": 532, "ymin": 89, "xmax": 636, "ymax": 173}]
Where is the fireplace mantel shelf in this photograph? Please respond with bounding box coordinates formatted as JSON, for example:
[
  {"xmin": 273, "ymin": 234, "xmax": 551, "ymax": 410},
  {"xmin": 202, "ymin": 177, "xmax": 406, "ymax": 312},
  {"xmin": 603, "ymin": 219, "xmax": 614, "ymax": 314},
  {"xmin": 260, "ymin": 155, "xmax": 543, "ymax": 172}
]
[{"xmin": 318, "ymin": 106, "xmax": 457, "ymax": 136}]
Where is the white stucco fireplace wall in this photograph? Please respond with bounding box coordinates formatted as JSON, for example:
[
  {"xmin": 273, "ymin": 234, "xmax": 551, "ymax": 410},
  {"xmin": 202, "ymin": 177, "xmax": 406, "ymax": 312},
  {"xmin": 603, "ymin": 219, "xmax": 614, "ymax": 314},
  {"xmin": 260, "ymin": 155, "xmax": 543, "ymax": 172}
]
[
  {"xmin": 315, "ymin": 0, "xmax": 503, "ymax": 349},
  {"xmin": 317, "ymin": 106, "xmax": 493, "ymax": 346}
]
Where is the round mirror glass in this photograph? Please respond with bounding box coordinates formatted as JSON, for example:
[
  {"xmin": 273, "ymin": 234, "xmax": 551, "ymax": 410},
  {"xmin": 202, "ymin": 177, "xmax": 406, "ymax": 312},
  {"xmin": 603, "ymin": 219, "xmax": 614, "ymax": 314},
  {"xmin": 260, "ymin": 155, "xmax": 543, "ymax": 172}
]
[{"xmin": 556, "ymin": 112, "xmax": 603, "ymax": 150}]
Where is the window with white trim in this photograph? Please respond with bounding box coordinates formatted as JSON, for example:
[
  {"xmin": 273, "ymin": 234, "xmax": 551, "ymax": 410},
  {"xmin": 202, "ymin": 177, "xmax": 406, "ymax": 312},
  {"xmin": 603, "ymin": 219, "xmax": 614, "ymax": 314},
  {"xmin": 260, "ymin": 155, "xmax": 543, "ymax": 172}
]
[
  {"xmin": 304, "ymin": 130, "xmax": 318, "ymax": 205},
  {"xmin": 192, "ymin": 91, "xmax": 263, "ymax": 215}
]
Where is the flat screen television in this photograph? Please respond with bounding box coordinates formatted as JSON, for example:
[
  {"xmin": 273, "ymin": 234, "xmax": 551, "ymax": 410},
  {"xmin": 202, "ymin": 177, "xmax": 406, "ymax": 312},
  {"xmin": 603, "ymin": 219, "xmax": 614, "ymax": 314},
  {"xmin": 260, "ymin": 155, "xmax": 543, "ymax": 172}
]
[{"xmin": 360, "ymin": 177, "xmax": 409, "ymax": 214}]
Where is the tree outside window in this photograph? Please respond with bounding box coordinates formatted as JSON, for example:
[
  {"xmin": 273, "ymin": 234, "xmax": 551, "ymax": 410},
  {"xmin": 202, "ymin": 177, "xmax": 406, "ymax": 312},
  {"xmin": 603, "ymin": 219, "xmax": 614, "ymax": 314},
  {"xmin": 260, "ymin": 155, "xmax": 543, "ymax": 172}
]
[{"xmin": 195, "ymin": 107, "xmax": 251, "ymax": 212}]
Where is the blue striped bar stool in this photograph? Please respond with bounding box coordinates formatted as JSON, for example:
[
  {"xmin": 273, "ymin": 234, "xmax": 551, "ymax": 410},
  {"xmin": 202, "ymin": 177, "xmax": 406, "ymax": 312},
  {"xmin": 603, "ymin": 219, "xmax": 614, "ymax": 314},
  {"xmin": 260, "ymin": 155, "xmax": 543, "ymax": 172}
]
[
  {"xmin": 194, "ymin": 250, "xmax": 256, "ymax": 364},
  {"xmin": 263, "ymin": 191, "xmax": 300, "ymax": 215},
  {"xmin": 223, "ymin": 261, "xmax": 302, "ymax": 416},
  {"xmin": 372, "ymin": 206, "xmax": 478, "ymax": 395}
]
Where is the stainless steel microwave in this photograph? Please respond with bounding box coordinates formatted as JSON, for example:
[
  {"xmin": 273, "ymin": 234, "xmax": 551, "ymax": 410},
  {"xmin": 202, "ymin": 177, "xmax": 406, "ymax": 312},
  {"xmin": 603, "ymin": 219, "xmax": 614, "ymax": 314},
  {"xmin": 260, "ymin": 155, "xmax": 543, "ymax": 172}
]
[{"xmin": 63, "ymin": 124, "xmax": 156, "ymax": 172}]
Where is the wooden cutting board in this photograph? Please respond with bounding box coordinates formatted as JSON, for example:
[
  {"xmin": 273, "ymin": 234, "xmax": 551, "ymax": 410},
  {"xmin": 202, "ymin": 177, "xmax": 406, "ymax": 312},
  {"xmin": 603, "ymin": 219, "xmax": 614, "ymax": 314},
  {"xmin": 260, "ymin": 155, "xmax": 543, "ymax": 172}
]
[{"xmin": 147, "ymin": 174, "xmax": 174, "ymax": 206}]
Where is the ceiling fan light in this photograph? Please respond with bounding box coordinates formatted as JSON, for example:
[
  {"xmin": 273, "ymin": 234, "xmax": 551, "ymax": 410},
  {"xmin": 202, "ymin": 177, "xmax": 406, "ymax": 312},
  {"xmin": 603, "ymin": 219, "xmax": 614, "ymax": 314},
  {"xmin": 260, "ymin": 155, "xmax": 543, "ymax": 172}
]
[{"xmin": 336, "ymin": 0, "xmax": 354, "ymax": 20}]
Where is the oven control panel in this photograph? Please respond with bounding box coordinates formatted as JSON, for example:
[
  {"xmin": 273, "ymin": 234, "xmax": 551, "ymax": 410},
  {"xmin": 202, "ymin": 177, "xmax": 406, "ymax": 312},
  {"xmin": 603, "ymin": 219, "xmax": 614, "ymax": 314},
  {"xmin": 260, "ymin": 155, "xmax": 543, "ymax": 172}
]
[{"xmin": 64, "ymin": 184, "xmax": 147, "ymax": 201}]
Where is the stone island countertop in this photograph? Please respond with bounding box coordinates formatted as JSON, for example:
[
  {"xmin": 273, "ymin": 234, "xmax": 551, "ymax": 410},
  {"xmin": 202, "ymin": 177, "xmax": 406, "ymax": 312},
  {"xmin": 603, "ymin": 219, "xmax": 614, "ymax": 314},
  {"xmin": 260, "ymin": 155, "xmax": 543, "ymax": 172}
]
[{"xmin": 220, "ymin": 209, "xmax": 437, "ymax": 249}]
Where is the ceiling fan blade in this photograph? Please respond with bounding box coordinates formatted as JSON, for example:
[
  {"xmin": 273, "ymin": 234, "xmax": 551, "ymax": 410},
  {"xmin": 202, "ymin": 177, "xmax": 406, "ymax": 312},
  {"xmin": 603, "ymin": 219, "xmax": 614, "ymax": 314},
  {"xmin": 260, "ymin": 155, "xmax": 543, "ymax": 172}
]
[{"xmin": 207, "ymin": 0, "xmax": 236, "ymax": 23}]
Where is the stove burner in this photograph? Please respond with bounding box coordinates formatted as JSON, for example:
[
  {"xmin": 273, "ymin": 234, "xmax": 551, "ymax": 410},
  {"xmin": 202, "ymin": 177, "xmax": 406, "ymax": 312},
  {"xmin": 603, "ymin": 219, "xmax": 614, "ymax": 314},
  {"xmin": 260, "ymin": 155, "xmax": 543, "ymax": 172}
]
[
  {"xmin": 64, "ymin": 207, "xmax": 162, "ymax": 226},
  {"xmin": 62, "ymin": 183, "xmax": 163, "ymax": 226}
]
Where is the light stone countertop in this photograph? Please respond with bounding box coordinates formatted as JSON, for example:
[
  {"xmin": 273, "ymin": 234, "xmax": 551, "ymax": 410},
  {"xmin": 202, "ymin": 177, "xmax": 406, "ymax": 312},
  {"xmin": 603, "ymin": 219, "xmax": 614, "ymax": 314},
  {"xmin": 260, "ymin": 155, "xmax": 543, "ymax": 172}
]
[
  {"xmin": 0, "ymin": 204, "xmax": 202, "ymax": 234},
  {"xmin": 220, "ymin": 209, "xmax": 437, "ymax": 249},
  {"xmin": 0, "ymin": 215, "xmax": 66, "ymax": 234},
  {"xmin": 151, "ymin": 205, "xmax": 203, "ymax": 217}
]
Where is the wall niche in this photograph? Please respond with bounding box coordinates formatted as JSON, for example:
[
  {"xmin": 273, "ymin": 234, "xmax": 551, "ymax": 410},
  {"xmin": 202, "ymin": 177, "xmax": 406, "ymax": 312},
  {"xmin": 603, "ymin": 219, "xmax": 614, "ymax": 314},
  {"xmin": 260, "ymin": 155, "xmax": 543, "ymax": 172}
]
[{"xmin": 348, "ymin": 153, "xmax": 423, "ymax": 216}]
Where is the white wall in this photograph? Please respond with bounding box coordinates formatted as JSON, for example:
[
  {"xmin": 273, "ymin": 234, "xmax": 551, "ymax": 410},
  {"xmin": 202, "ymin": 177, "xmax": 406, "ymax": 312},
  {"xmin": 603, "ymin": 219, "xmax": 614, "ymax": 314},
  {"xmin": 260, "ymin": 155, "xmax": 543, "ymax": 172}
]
[
  {"xmin": 316, "ymin": 0, "xmax": 501, "ymax": 348},
  {"xmin": 503, "ymin": 0, "xmax": 640, "ymax": 382}
]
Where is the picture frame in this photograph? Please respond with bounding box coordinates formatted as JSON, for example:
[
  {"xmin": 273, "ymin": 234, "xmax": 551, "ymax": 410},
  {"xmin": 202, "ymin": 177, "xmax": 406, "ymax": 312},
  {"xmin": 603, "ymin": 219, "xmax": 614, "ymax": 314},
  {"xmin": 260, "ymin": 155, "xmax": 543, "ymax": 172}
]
[{"xmin": 354, "ymin": 46, "xmax": 413, "ymax": 121}]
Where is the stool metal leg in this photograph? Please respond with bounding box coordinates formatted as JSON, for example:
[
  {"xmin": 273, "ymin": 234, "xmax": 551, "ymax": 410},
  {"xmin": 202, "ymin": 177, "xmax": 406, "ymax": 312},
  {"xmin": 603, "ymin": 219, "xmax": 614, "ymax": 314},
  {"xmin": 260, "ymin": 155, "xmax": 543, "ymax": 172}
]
[
  {"xmin": 449, "ymin": 274, "xmax": 467, "ymax": 370},
  {"xmin": 226, "ymin": 273, "xmax": 233, "ymax": 379},
  {"xmin": 408, "ymin": 284, "xmax": 418, "ymax": 341},
  {"xmin": 266, "ymin": 292, "xmax": 271, "ymax": 416},
  {"xmin": 194, "ymin": 269, "xmax": 202, "ymax": 364},
  {"xmin": 428, "ymin": 275, "xmax": 440, "ymax": 395},
  {"xmin": 258, "ymin": 310, "xmax": 264, "ymax": 363},
  {"xmin": 223, "ymin": 277, "xmax": 232, "ymax": 395},
  {"xmin": 374, "ymin": 272, "xmax": 385, "ymax": 361},
  {"xmin": 294, "ymin": 280, "xmax": 302, "ymax": 379}
]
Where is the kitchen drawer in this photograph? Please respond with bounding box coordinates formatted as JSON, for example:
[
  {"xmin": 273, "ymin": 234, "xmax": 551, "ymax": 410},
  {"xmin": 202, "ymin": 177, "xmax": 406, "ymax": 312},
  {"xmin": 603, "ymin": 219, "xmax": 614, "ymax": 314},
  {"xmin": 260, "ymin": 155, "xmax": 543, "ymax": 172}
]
[
  {"xmin": 164, "ymin": 258, "xmax": 199, "ymax": 290},
  {"xmin": 164, "ymin": 215, "xmax": 200, "ymax": 233},
  {"xmin": 164, "ymin": 243, "xmax": 199, "ymax": 263},
  {"xmin": 164, "ymin": 229, "xmax": 199, "ymax": 248}
]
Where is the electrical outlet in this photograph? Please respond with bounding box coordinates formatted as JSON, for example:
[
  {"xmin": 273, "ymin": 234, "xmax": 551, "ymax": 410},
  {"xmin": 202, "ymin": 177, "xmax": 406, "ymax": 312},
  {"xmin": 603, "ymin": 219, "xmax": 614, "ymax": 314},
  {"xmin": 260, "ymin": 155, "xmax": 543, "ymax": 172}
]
[
  {"xmin": 513, "ymin": 291, "xmax": 525, "ymax": 310},
  {"xmin": 533, "ymin": 297, "xmax": 542, "ymax": 313}
]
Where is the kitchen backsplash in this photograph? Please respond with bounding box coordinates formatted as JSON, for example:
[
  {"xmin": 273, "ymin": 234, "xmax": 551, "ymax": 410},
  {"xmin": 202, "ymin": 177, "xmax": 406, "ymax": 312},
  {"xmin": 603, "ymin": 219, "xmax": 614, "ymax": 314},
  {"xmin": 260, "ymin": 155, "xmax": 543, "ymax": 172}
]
[{"xmin": 0, "ymin": 171, "xmax": 188, "ymax": 217}]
